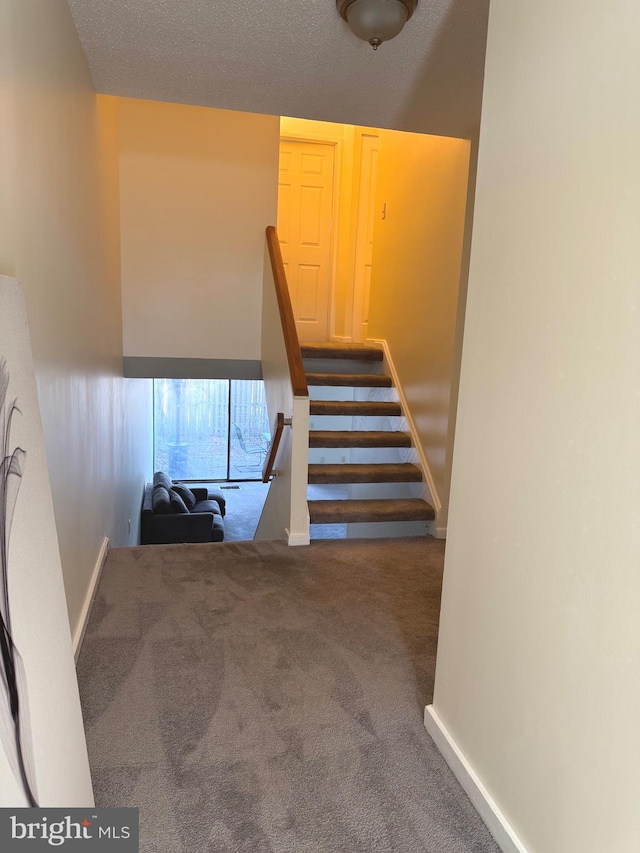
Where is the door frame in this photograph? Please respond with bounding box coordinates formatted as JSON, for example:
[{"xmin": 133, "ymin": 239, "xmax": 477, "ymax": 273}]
[
  {"xmin": 349, "ymin": 130, "xmax": 380, "ymax": 343},
  {"xmin": 278, "ymin": 131, "xmax": 342, "ymax": 342}
]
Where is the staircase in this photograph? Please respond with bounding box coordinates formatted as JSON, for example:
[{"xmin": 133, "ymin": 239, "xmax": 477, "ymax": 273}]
[{"xmin": 301, "ymin": 342, "xmax": 435, "ymax": 537}]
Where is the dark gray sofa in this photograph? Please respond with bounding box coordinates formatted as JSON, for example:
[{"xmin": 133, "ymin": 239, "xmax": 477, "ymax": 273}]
[{"xmin": 141, "ymin": 472, "xmax": 226, "ymax": 545}]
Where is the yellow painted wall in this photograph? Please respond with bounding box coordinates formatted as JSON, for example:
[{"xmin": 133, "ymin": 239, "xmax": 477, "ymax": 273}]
[
  {"xmin": 119, "ymin": 98, "xmax": 280, "ymax": 361},
  {"xmin": 434, "ymin": 1, "xmax": 640, "ymax": 850},
  {"xmin": 368, "ymin": 130, "xmax": 470, "ymax": 517}
]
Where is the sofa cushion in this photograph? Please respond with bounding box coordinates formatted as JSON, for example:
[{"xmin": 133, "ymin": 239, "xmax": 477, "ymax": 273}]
[
  {"xmin": 169, "ymin": 488, "xmax": 189, "ymax": 514},
  {"xmin": 152, "ymin": 485, "xmax": 172, "ymax": 514},
  {"xmin": 172, "ymin": 482, "xmax": 196, "ymax": 510},
  {"xmin": 153, "ymin": 471, "xmax": 172, "ymax": 491},
  {"xmin": 192, "ymin": 500, "xmax": 224, "ymax": 517}
]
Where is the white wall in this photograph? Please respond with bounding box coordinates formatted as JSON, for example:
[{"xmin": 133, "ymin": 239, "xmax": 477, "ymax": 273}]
[
  {"xmin": 438, "ymin": 134, "xmax": 480, "ymax": 534},
  {"xmin": 433, "ymin": 2, "xmax": 640, "ymax": 851},
  {"xmin": 0, "ymin": 0, "xmax": 153, "ymax": 638},
  {"xmin": 119, "ymin": 98, "xmax": 280, "ymax": 362},
  {"xmin": 0, "ymin": 276, "xmax": 93, "ymax": 807}
]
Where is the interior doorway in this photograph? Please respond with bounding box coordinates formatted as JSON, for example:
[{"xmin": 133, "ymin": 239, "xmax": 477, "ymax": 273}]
[{"xmin": 277, "ymin": 138, "xmax": 336, "ymax": 342}]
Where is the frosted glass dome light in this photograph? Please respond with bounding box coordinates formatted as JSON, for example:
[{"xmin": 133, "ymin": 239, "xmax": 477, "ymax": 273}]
[{"xmin": 337, "ymin": 0, "xmax": 418, "ymax": 50}]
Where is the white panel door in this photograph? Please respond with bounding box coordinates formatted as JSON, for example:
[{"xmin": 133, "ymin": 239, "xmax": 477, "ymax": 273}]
[
  {"xmin": 278, "ymin": 140, "xmax": 335, "ymax": 342},
  {"xmin": 351, "ymin": 133, "xmax": 379, "ymax": 342}
]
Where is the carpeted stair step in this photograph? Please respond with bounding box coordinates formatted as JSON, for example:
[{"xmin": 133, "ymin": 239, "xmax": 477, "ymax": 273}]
[
  {"xmin": 308, "ymin": 463, "xmax": 422, "ymax": 484},
  {"xmin": 308, "ymin": 498, "xmax": 435, "ymax": 524},
  {"xmin": 301, "ymin": 342, "xmax": 383, "ymax": 362},
  {"xmin": 309, "ymin": 430, "xmax": 411, "ymax": 449},
  {"xmin": 306, "ymin": 371, "xmax": 392, "ymax": 387},
  {"xmin": 310, "ymin": 400, "xmax": 402, "ymax": 417}
]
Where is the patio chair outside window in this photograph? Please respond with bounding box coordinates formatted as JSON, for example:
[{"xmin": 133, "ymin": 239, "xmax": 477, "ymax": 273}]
[{"xmin": 233, "ymin": 423, "xmax": 268, "ymax": 472}]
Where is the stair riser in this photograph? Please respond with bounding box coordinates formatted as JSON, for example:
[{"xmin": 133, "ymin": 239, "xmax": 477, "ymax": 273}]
[
  {"xmin": 310, "ymin": 513, "xmax": 431, "ymax": 524},
  {"xmin": 309, "ymin": 388, "xmax": 394, "ymax": 403},
  {"xmin": 310, "ymin": 451, "xmax": 411, "ymax": 470},
  {"xmin": 309, "ymin": 416, "xmax": 356, "ymax": 434},
  {"xmin": 312, "ymin": 482, "xmax": 423, "ymax": 500},
  {"xmin": 308, "ymin": 387, "xmax": 356, "ymax": 402},
  {"xmin": 313, "ymin": 520, "xmax": 430, "ymax": 539}
]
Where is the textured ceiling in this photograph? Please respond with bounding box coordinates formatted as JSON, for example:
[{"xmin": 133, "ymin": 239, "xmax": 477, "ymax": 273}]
[{"xmin": 67, "ymin": 0, "xmax": 489, "ymax": 139}]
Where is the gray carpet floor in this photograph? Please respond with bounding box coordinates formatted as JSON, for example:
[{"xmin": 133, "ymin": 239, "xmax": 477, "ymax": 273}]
[{"xmin": 77, "ymin": 538, "xmax": 498, "ymax": 853}]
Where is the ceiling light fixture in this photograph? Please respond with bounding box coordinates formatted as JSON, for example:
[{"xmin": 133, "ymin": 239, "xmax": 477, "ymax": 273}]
[{"xmin": 337, "ymin": 0, "xmax": 418, "ymax": 50}]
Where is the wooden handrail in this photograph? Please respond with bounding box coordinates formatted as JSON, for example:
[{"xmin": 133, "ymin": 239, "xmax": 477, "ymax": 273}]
[
  {"xmin": 265, "ymin": 226, "xmax": 308, "ymax": 398},
  {"xmin": 262, "ymin": 412, "xmax": 286, "ymax": 483}
]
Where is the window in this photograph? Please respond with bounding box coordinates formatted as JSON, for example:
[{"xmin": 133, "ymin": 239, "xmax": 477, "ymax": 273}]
[{"xmin": 153, "ymin": 379, "xmax": 270, "ymax": 481}]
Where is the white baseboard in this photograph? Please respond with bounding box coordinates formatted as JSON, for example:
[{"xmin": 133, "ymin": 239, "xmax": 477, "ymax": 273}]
[
  {"xmin": 286, "ymin": 529, "xmax": 311, "ymax": 546},
  {"xmin": 365, "ymin": 337, "xmax": 442, "ymax": 514},
  {"xmin": 73, "ymin": 536, "xmax": 109, "ymax": 663},
  {"xmin": 330, "ymin": 335, "xmax": 353, "ymax": 344},
  {"xmin": 424, "ymin": 706, "xmax": 528, "ymax": 853},
  {"xmin": 435, "ymin": 526, "xmax": 447, "ymax": 540}
]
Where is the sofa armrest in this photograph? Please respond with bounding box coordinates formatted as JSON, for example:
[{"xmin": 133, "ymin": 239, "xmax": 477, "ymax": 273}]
[
  {"xmin": 142, "ymin": 483, "xmax": 154, "ymax": 515},
  {"xmin": 205, "ymin": 487, "xmax": 226, "ymax": 517}
]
